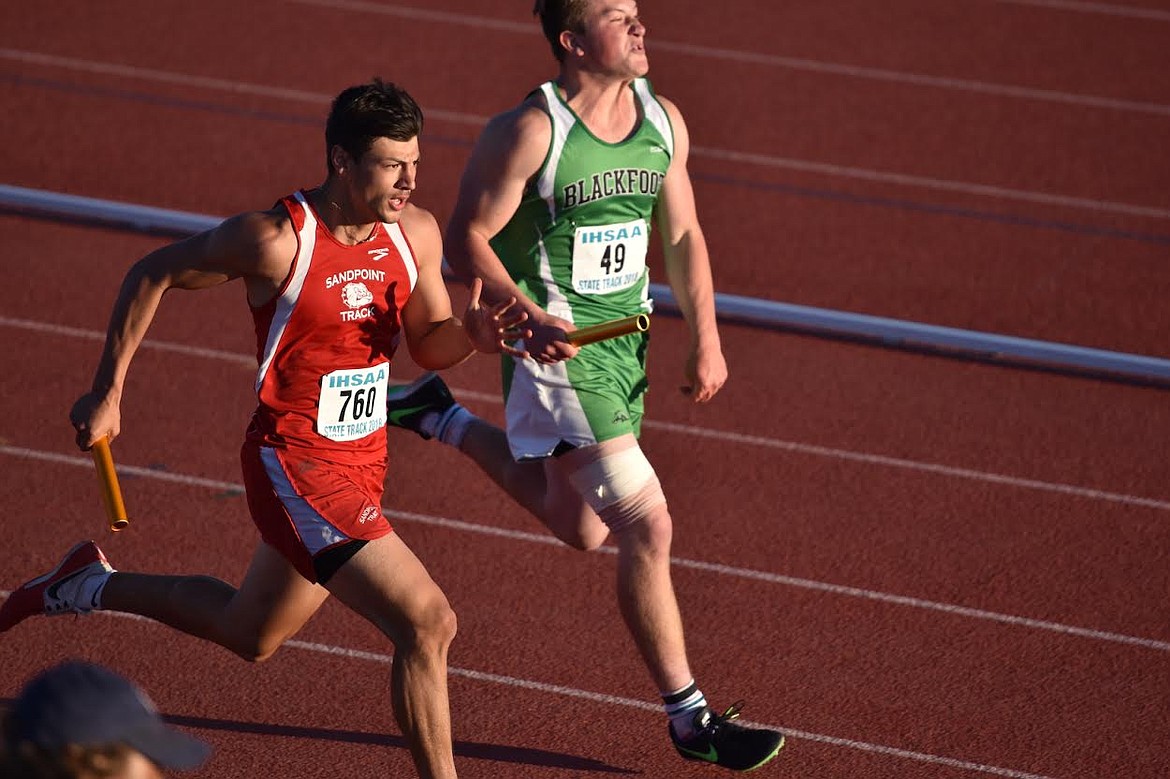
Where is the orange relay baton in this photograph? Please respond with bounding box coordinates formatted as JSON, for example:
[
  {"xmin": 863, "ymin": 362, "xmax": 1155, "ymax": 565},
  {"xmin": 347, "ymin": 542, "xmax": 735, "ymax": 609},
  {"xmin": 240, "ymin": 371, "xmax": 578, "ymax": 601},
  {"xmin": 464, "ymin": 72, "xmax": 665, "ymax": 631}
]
[
  {"xmin": 91, "ymin": 436, "xmax": 130, "ymax": 532},
  {"xmin": 566, "ymin": 314, "xmax": 650, "ymax": 347}
]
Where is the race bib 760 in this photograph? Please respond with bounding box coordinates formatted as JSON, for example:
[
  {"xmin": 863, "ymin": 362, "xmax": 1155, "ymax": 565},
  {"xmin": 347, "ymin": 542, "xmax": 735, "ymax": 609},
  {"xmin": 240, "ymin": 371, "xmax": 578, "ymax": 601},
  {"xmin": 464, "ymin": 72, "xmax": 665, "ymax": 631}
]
[{"xmin": 317, "ymin": 362, "xmax": 389, "ymax": 442}]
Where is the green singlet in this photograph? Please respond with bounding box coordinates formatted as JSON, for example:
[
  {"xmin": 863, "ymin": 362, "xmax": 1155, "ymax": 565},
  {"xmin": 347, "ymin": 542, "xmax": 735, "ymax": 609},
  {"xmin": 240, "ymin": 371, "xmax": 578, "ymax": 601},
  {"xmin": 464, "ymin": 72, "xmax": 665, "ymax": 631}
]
[{"xmin": 492, "ymin": 78, "xmax": 674, "ymax": 459}]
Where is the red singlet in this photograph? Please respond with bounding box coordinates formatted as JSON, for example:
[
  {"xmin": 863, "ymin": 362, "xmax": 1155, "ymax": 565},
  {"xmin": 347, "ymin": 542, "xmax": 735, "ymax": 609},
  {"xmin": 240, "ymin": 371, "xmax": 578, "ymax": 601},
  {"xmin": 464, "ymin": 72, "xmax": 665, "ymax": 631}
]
[
  {"xmin": 246, "ymin": 189, "xmax": 418, "ymax": 461},
  {"xmin": 239, "ymin": 189, "xmax": 419, "ymax": 581}
]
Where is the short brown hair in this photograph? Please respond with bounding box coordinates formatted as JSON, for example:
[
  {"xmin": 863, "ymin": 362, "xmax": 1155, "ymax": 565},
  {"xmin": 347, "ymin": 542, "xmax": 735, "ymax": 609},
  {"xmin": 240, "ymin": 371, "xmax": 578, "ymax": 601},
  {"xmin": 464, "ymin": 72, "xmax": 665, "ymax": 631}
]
[
  {"xmin": 533, "ymin": 0, "xmax": 592, "ymax": 62},
  {"xmin": 324, "ymin": 79, "xmax": 424, "ymax": 175}
]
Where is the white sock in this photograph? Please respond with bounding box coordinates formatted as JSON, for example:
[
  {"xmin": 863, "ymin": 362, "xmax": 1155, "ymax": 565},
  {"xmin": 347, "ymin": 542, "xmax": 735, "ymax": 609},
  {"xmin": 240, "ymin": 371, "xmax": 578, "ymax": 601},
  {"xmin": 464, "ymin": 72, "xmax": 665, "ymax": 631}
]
[
  {"xmin": 663, "ymin": 679, "xmax": 708, "ymax": 740},
  {"xmin": 435, "ymin": 406, "xmax": 475, "ymax": 449}
]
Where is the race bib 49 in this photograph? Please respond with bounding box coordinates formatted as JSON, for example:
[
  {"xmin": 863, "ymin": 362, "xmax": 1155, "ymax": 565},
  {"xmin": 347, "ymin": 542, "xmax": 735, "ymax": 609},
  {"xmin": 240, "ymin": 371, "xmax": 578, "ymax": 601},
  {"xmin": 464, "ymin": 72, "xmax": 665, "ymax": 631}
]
[{"xmin": 571, "ymin": 219, "xmax": 648, "ymax": 295}]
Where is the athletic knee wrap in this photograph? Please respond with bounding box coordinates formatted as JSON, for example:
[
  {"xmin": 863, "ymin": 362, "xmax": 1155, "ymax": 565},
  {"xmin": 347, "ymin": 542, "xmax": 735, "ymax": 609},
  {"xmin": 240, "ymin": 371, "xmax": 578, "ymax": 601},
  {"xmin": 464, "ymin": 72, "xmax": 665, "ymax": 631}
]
[{"xmin": 565, "ymin": 442, "xmax": 666, "ymax": 532}]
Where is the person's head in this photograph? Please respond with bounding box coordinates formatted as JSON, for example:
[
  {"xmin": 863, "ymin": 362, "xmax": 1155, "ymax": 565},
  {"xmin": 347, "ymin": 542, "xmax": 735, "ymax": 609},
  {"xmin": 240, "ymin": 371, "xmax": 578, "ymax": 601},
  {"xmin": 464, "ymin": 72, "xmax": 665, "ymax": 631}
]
[
  {"xmin": 324, "ymin": 79, "xmax": 424, "ymax": 224},
  {"xmin": 533, "ymin": 0, "xmax": 647, "ymax": 77},
  {"xmin": 2, "ymin": 661, "xmax": 210, "ymax": 778}
]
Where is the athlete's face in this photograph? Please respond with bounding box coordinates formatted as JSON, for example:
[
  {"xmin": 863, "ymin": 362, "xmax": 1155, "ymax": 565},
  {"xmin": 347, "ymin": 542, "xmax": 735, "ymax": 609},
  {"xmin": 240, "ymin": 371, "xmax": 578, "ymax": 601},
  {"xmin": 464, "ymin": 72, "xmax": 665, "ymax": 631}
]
[
  {"xmin": 345, "ymin": 136, "xmax": 420, "ymax": 224},
  {"xmin": 573, "ymin": 1, "xmax": 648, "ymax": 78}
]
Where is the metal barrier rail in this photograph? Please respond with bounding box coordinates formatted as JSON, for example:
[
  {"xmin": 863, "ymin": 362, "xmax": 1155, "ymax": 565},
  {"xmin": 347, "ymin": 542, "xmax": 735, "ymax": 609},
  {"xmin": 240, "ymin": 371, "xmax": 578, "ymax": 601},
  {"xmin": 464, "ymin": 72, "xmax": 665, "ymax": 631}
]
[{"xmin": 4, "ymin": 183, "xmax": 1168, "ymax": 390}]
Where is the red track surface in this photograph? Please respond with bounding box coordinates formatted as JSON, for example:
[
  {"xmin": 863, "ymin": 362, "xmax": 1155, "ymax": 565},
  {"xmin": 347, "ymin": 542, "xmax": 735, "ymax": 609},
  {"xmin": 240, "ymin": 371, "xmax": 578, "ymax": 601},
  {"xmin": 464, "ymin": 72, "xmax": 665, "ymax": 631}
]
[{"xmin": 2, "ymin": 2, "xmax": 1169, "ymax": 778}]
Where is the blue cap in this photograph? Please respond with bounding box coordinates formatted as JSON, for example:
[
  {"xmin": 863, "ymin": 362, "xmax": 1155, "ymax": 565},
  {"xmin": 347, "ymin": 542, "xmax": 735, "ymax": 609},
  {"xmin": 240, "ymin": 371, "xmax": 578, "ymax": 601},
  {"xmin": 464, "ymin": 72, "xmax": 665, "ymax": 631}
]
[{"xmin": 10, "ymin": 661, "xmax": 210, "ymax": 771}]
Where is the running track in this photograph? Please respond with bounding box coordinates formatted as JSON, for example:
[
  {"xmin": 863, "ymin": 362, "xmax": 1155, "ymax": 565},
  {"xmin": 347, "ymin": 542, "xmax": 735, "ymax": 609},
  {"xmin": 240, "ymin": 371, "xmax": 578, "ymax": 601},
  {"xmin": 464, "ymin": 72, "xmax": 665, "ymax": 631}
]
[{"xmin": 1, "ymin": 2, "xmax": 1168, "ymax": 777}]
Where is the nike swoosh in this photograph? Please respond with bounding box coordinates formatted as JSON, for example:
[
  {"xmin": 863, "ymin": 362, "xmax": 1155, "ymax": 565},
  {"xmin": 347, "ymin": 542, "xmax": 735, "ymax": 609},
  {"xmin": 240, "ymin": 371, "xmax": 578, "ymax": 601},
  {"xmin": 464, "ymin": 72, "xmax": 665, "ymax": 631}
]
[
  {"xmin": 45, "ymin": 573, "xmax": 79, "ymax": 600},
  {"xmin": 387, "ymin": 403, "xmax": 431, "ymax": 424}
]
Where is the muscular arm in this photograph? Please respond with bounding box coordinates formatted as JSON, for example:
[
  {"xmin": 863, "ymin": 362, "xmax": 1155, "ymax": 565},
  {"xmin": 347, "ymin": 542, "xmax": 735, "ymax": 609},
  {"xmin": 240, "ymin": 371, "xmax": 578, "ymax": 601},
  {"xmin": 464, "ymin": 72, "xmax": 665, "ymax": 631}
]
[
  {"xmin": 654, "ymin": 97, "xmax": 728, "ymax": 402},
  {"xmin": 399, "ymin": 206, "xmax": 475, "ymax": 370},
  {"xmin": 72, "ymin": 211, "xmax": 293, "ymax": 447},
  {"xmin": 445, "ymin": 104, "xmax": 579, "ymax": 362},
  {"xmin": 399, "ymin": 205, "xmax": 528, "ymax": 370},
  {"xmin": 445, "ymin": 106, "xmax": 546, "ymax": 316}
]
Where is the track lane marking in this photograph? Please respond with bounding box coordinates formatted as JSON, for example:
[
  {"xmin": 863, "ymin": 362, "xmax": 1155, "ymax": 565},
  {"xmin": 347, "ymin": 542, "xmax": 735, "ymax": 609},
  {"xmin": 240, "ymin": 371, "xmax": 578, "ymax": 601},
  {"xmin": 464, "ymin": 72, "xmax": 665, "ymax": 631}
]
[
  {"xmin": 285, "ymin": 0, "xmax": 1170, "ymax": 118},
  {"xmin": 2, "ymin": 315, "xmax": 1167, "ymax": 514},
  {"xmin": 3, "ymin": 48, "xmax": 1168, "ymax": 220},
  {"xmin": 1, "ymin": 444, "xmax": 1167, "ymax": 654},
  {"xmin": 993, "ymin": 0, "xmax": 1170, "ymax": 22},
  {"xmin": 693, "ymin": 147, "xmax": 1170, "ymax": 220},
  {"xmin": 0, "ymin": 591, "xmax": 1063, "ymax": 779}
]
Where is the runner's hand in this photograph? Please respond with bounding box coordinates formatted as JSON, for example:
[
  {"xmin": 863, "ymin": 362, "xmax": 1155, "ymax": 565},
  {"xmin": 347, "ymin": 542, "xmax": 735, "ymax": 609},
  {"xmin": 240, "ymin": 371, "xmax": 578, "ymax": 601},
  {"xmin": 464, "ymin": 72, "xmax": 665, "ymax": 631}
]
[
  {"xmin": 681, "ymin": 342, "xmax": 727, "ymax": 403},
  {"xmin": 69, "ymin": 391, "xmax": 122, "ymax": 451},
  {"xmin": 463, "ymin": 278, "xmax": 531, "ymax": 357},
  {"xmin": 525, "ymin": 315, "xmax": 580, "ymax": 365}
]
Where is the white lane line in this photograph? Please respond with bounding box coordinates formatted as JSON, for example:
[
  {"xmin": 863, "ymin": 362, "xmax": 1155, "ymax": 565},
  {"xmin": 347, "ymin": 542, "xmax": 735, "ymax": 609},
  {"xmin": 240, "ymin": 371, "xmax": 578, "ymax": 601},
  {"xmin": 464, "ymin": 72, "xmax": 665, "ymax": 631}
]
[
  {"xmin": 0, "ymin": 592, "xmax": 1062, "ymax": 779},
  {"xmin": 652, "ymin": 39, "xmax": 1170, "ymax": 118},
  {"xmin": 2, "ymin": 444, "xmax": 1167, "ymax": 655},
  {"xmin": 384, "ymin": 509, "xmax": 1170, "ymax": 654},
  {"xmin": 993, "ymin": 0, "xmax": 1170, "ymax": 22},
  {"xmin": 0, "ymin": 48, "xmax": 488, "ymax": 127},
  {"xmin": 694, "ymin": 147, "xmax": 1170, "ymax": 220},
  {"xmin": 644, "ymin": 420, "xmax": 1170, "ymax": 513},
  {"xmin": 3, "ymin": 313, "xmax": 1167, "ymax": 514},
  {"xmin": 286, "ymin": 0, "xmax": 1170, "ymax": 118},
  {"xmin": 0, "ymin": 316, "xmax": 256, "ymax": 366},
  {"xmin": 2, "ymin": 48, "xmax": 1167, "ymax": 220}
]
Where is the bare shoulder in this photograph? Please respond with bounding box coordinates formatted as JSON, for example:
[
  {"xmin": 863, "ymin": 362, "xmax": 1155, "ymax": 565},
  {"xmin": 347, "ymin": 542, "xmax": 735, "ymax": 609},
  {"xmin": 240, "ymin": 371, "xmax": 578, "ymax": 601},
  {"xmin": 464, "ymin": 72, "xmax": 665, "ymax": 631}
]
[
  {"xmin": 511, "ymin": 93, "xmax": 554, "ymax": 141},
  {"xmin": 215, "ymin": 207, "xmax": 293, "ymax": 252},
  {"xmin": 398, "ymin": 202, "xmax": 439, "ymax": 239},
  {"xmin": 205, "ymin": 206, "xmax": 296, "ymax": 279},
  {"xmin": 471, "ymin": 99, "xmax": 551, "ymax": 179},
  {"xmin": 474, "ymin": 91, "xmax": 545, "ymax": 146},
  {"xmin": 397, "ymin": 203, "xmax": 441, "ymax": 261}
]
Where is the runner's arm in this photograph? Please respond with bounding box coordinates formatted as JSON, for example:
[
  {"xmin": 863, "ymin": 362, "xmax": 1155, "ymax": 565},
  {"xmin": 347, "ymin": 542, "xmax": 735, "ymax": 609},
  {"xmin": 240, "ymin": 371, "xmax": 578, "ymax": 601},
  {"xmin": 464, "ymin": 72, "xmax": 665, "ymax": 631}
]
[
  {"xmin": 71, "ymin": 212, "xmax": 292, "ymax": 447},
  {"xmin": 654, "ymin": 98, "xmax": 728, "ymax": 402},
  {"xmin": 445, "ymin": 105, "xmax": 579, "ymax": 361},
  {"xmin": 445, "ymin": 107, "xmax": 546, "ymax": 317},
  {"xmin": 399, "ymin": 206, "xmax": 528, "ymax": 369},
  {"xmin": 400, "ymin": 207, "xmax": 475, "ymax": 369}
]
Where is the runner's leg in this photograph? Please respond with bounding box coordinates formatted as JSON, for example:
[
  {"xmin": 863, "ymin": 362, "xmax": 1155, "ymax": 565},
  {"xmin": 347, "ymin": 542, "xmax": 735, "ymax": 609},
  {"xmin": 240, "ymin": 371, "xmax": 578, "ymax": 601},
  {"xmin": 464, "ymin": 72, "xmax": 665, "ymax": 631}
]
[
  {"xmin": 542, "ymin": 450, "xmax": 694, "ymax": 693},
  {"xmin": 459, "ymin": 419, "xmax": 609, "ymax": 550},
  {"xmin": 461, "ymin": 421, "xmax": 689, "ymax": 686},
  {"xmin": 99, "ymin": 541, "xmax": 328, "ymax": 661},
  {"xmin": 609, "ymin": 501, "xmax": 693, "ymax": 693},
  {"xmin": 324, "ymin": 532, "xmax": 458, "ymax": 779}
]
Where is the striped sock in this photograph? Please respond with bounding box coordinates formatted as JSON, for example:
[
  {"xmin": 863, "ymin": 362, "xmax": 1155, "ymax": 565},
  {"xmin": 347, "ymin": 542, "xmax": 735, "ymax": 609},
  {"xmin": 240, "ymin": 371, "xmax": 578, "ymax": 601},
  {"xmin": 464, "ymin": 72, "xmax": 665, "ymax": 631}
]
[
  {"xmin": 434, "ymin": 406, "xmax": 475, "ymax": 449},
  {"xmin": 663, "ymin": 680, "xmax": 708, "ymax": 741}
]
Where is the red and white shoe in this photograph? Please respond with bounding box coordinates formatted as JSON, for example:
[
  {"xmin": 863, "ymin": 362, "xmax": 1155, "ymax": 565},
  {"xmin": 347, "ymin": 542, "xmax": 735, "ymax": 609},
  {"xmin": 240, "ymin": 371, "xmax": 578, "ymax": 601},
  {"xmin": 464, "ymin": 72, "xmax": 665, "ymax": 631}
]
[{"xmin": 0, "ymin": 541, "xmax": 114, "ymax": 632}]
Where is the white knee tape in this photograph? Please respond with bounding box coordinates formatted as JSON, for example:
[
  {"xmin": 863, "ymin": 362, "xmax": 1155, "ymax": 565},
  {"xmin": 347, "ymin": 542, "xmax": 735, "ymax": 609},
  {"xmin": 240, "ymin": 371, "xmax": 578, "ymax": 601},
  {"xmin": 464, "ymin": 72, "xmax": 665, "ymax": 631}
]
[{"xmin": 566, "ymin": 445, "xmax": 665, "ymax": 532}]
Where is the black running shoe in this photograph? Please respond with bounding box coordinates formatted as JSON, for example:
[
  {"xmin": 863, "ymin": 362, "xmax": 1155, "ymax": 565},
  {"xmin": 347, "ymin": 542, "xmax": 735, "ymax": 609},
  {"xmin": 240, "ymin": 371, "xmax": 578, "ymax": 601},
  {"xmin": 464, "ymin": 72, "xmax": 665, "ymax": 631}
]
[
  {"xmin": 385, "ymin": 373, "xmax": 455, "ymax": 440},
  {"xmin": 670, "ymin": 702, "xmax": 785, "ymax": 772}
]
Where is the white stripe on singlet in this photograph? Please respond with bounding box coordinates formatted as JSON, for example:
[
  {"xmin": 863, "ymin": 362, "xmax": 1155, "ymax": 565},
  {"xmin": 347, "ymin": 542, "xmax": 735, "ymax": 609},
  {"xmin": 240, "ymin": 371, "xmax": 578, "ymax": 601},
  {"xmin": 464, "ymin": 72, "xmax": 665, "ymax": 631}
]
[
  {"xmin": 536, "ymin": 81, "xmax": 575, "ymax": 223},
  {"xmin": 255, "ymin": 192, "xmax": 316, "ymax": 392},
  {"xmin": 383, "ymin": 221, "xmax": 418, "ymax": 291},
  {"xmin": 533, "ymin": 83, "xmax": 576, "ymax": 321},
  {"xmin": 259, "ymin": 446, "xmax": 347, "ymax": 554},
  {"xmin": 632, "ymin": 78, "xmax": 673, "ymax": 157}
]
